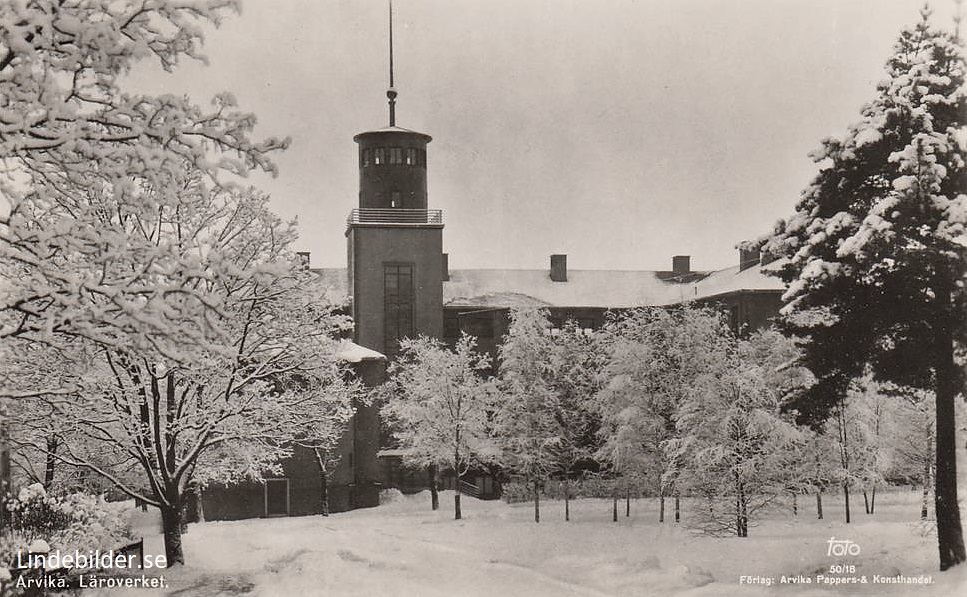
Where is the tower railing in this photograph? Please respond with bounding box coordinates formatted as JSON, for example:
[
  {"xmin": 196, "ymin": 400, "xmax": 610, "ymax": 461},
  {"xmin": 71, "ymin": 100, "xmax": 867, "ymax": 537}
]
[{"xmin": 347, "ymin": 208, "xmax": 443, "ymax": 225}]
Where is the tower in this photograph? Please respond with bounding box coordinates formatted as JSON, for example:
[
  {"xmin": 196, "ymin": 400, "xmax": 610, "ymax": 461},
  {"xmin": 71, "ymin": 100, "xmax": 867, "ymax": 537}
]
[{"xmin": 347, "ymin": 2, "xmax": 443, "ymax": 357}]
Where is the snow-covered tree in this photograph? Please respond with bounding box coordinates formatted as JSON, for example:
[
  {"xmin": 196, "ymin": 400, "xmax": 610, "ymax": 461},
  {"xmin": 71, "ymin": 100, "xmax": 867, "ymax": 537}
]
[
  {"xmin": 2, "ymin": 187, "xmax": 356, "ymax": 565},
  {"xmin": 595, "ymin": 305, "xmax": 732, "ymax": 523},
  {"xmin": 893, "ymin": 388, "xmax": 937, "ymax": 519},
  {"xmin": 546, "ymin": 321, "xmax": 603, "ymax": 522},
  {"xmin": 0, "ymin": 0, "xmax": 287, "ymax": 354},
  {"xmin": 848, "ymin": 379, "xmax": 900, "ymax": 516},
  {"xmin": 665, "ymin": 329, "xmax": 810, "ymax": 537},
  {"xmin": 764, "ymin": 8, "xmax": 967, "ymax": 569},
  {"xmin": 799, "ymin": 429, "xmax": 837, "ymax": 520},
  {"xmin": 494, "ymin": 308, "xmax": 564, "ymax": 523},
  {"xmin": 382, "ymin": 334, "xmax": 496, "ymax": 520}
]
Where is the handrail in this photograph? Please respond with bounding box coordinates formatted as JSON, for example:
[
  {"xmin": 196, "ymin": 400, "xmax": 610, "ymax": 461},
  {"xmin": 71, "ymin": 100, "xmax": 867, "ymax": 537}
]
[
  {"xmin": 458, "ymin": 480, "xmax": 481, "ymax": 499},
  {"xmin": 347, "ymin": 208, "xmax": 443, "ymax": 225}
]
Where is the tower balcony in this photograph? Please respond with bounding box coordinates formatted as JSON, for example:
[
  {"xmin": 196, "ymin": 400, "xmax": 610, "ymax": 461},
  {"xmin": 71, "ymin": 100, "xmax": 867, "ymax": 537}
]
[{"xmin": 347, "ymin": 208, "xmax": 444, "ymax": 226}]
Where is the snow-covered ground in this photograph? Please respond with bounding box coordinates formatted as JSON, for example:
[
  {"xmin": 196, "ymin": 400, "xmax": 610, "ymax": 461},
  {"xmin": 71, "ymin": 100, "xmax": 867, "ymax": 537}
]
[{"xmin": 84, "ymin": 489, "xmax": 967, "ymax": 597}]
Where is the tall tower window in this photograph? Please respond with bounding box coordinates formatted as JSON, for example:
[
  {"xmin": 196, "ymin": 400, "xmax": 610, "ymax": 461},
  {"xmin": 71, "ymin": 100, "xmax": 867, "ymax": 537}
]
[
  {"xmin": 418, "ymin": 149, "xmax": 426, "ymax": 166},
  {"xmin": 361, "ymin": 148, "xmax": 372, "ymax": 167},
  {"xmin": 384, "ymin": 264, "xmax": 414, "ymax": 356},
  {"xmin": 405, "ymin": 148, "xmax": 417, "ymax": 165},
  {"xmin": 374, "ymin": 147, "xmax": 385, "ymax": 165},
  {"xmin": 389, "ymin": 147, "xmax": 403, "ymax": 164},
  {"xmin": 390, "ymin": 191, "xmax": 401, "ymax": 208}
]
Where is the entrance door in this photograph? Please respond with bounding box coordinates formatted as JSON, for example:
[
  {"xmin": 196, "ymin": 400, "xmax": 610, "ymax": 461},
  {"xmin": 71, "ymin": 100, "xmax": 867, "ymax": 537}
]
[{"xmin": 265, "ymin": 479, "xmax": 289, "ymax": 517}]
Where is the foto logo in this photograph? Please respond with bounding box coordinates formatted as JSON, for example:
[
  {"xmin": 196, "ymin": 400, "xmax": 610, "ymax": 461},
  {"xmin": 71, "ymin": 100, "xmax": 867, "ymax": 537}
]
[{"xmin": 826, "ymin": 537, "xmax": 861, "ymax": 557}]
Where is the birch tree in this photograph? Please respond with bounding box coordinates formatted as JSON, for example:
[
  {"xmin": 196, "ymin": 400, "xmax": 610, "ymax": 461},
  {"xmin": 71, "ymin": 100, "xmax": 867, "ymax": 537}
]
[
  {"xmin": 595, "ymin": 305, "xmax": 732, "ymax": 523},
  {"xmin": 666, "ymin": 330, "xmax": 810, "ymax": 537},
  {"xmin": 494, "ymin": 308, "xmax": 561, "ymax": 523},
  {"xmin": 382, "ymin": 334, "xmax": 496, "ymax": 520}
]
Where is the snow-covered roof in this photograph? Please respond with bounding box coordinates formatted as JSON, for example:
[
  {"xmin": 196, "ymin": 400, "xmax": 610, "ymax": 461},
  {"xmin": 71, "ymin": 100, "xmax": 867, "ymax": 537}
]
[
  {"xmin": 687, "ymin": 260, "xmax": 786, "ymax": 302},
  {"xmin": 443, "ymin": 269, "xmax": 697, "ymax": 308},
  {"xmin": 336, "ymin": 341, "xmax": 385, "ymax": 363},
  {"xmin": 312, "ymin": 262, "xmax": 785, "ymax": 310}
]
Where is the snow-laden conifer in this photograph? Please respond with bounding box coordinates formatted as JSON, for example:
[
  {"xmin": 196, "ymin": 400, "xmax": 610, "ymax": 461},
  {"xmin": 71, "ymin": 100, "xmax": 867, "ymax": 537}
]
[{"xmin": 765, "ymin": 7, "xmax": 966, "ymax": 569}]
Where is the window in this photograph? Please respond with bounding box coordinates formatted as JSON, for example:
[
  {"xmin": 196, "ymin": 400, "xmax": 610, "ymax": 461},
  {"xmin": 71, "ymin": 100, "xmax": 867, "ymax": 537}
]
[
  {"xmin": 464, "ymin": 317, "xmax": 494, "ymax": 339},
  {"xmin": 406, "ymin": 148, "xmax": 417, "ymax": 165},
  {"xmin": 374, "ymin": 147, "xmax": 385, "ymax": 165},
  {"xmin": 418, "ymin": 149, "xmax": 426, "ymax": 166},
  {"xmin": 390, "ymin": 191, "xmax": 401, "ymax": 208},
  {"xmin": 361, "ymin": 148, "xmax": 372, "ymax": 167},
  {"xmin": 384, "ymin": 264, "xmax": 414, "ymax": 356},
  {"xmin": 389, "ymin": 147, "xmax": 403, "ymax": 164}
]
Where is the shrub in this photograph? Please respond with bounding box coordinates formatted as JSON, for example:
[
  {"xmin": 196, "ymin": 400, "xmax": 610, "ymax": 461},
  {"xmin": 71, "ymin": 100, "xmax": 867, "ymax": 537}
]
[{"xmin": 0, "ymin": 484, "xmax": 136, "ymax": 569}]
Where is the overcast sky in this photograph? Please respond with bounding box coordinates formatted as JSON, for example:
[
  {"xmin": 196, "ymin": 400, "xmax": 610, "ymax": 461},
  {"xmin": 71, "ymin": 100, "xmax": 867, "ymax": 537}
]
[{"xmin": 131, "ymin": 0, "xmax": 960, "ymax": 272}]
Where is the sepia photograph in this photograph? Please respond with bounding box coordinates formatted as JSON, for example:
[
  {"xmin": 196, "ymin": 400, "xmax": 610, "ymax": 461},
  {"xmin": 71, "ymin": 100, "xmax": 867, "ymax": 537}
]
[{"xmin": 1, "ymin": 0, "xmax": 966, "ymax": 595}]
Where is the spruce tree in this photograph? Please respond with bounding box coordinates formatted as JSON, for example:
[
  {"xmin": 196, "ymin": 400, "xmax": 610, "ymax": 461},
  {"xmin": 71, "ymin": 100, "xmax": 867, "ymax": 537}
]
[{"xmin": 767, "ymin": 8, "xmax": 967, "ymax": 570}]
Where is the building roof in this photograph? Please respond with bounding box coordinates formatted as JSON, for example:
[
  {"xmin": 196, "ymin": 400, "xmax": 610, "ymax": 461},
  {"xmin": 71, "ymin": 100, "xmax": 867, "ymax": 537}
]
[
  {"xmin": 336, "ymin": 340, "xmax": 386, "ymax": 362},
  {"xmin": 353, "ymin": 125, "xmax": 432, "ymax": 142},
  {"xmin": 443, "ymin": 269, "xmax": 699, "ymax": 308},
  {"xmin": 312, "ymin": 260, "xmax": 785, "ymax": 310},
  {"xmin": 688, "ymin": 260, "xmax": 786, "ymax": 302}
]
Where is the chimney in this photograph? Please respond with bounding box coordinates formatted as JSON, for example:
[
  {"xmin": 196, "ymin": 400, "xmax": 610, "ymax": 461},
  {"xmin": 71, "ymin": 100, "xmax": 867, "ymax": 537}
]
[
  {"xmin": 441, "ymin": 253, "xmax": 450, "ymax": 281},
  {"xmin": 296, "ymin": 251, "xmax": 310, "ymax": 271},
  {"xmin": 739, "ymin": 246, "xmax": 759, "ymax": 271},
  {"xmin": 672, "ymin": 255, "xmax": 691, "ymax": 276},
  {"xmin": 760, "ymin": 248, "xmax": 778, "ymax": 267},
  {"xmin": 550, "ymin": 254, "xmax": 567, "ymax": 282}
]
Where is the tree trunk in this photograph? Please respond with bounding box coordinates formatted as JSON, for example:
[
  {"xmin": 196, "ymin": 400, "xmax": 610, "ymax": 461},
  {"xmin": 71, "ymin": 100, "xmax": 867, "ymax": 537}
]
[
  {"xmin": 160, "ymin": 504, "xmax": 185, "ymax": 566},
  {"xmin": 675, "ymin": 495, "xmax": 680, "ymax": 523},
  {"xmin": 43, "ymin": 437, "xmax": 58, "ymax": 490},
  {"xmin": 179, "ymin": 497, "xmax": 190, "ymax": 534},
  {"xmin": 453, "ymin": 442, "xmax": 461, "ymax": 520},
  {"xmin": 870, "ymin": 487, "xmax": 876, "ymax": 515},
  {"xmin": 933, "ymin": 307, "xmax": 966, "ymax": 570},
  {"xmin": 816, "ymin": 489, "xmax": 824, "ymax": 520},
  {"xmin": 792, "ymin": 492, "xmax": 798, "ymax": 517},
  {"xmin": 863, "ymin": 490, "xmax": 870, "ymax": 515},
  {"xmin": 836, "ymin": 401, "xmax": 851, "ymax": 525},
  {"xmin": 429, "ymin": 463, "xmax": 439, "ymax": 511},
  {"xmin": 312, "ymin": 448, "xmax": 330, "ymax": 516},
  {"xmin": 533, "ymin": 479, "xmax": 540, "ymax": 523},
  {"xmin": 735, "ymin": 473, "xmax": 748, "ymax": 538},
  {"xmin": 659, "ymin": 493, "xmax": 665, "ymax": 523},
  {"xmin": 612, "ymin": 495, "xmax": 618, "ymax": 522},
  {"xmin": 625, "ymin": 491, "xmax": 630, "ymax": 517},
  {"xmin": 564, "ymin": 478, "xmax": 570, "ymax": 522},
  {"xmin": 843, "ymin": 483, "xmax": 851, "ymax": 524},
  {"xmin": 922, "ymin": 460, "xmax": 931, "ymax": 520}
]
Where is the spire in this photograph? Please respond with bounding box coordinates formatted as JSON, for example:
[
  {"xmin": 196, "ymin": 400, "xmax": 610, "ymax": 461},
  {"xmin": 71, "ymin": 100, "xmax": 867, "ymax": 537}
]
[{"xmin": 386, "ymin": 0, "xmax": 397, "ymax": 126}]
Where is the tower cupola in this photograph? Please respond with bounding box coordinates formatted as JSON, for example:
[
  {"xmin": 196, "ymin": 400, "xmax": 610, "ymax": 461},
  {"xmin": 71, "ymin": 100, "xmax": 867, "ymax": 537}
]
[{"xmin": 353, "ymin": 0, "xmax": 432, "ymax": 212}]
